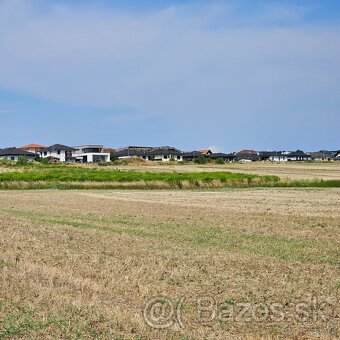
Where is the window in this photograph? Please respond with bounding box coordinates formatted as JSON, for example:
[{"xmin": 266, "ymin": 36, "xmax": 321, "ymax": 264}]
[
  {"xmin": 11, "ymin": 157, "xmax": 15, "ymax": 161},
  {"xmin": 44, "ymin": 151, "xmax": 47, "ymax": 156},
  {"xmin": 177, "ymin": 156, "xmax": 180, "ymax": 160},
  {"xmin": 58, "ymin": 150, "xmax": 61, "ymax": 155},
  {"xmin": 164, "ymin": 155, "xmax": 168, "ymax": 159}
]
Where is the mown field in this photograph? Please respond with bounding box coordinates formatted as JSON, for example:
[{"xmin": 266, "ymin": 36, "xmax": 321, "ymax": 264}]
[{"xmin": 0, "ymin": 188, "xmax": 339, "ymax": 338}]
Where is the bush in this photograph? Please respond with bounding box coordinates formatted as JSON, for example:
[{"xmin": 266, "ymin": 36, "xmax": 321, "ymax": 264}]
[
  {"xmin": 0, "ymin": 159, "xmax": 11, "ymax": 166},
  {"xmin": 214, "ymin": 158, "xmax": 225, "ymax": 164},
  {"xmin": 110, "ymin": 152, "xmax": 117, "ymax": 161},
  {"xmin": 17, "ymin": 156, "xmax": 29, "ymax": 165},
  {"xmin": 38, "ymin": 157, "xmax": 50, "ymax": 165},
  {"xmin": 194, "ymin": 156, "xmax": 208, "ymax": 164}
]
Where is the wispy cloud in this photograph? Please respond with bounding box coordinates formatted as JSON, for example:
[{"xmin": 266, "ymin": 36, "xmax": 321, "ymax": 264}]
[{"xmin": 0, "ymin": 0, "xmax": 339, "ymax": 149}]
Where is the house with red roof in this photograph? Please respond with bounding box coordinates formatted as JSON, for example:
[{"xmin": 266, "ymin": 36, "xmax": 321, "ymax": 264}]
[{"xmin": 19, "ymin": 144, "xmax": 46, "ymax": 154}]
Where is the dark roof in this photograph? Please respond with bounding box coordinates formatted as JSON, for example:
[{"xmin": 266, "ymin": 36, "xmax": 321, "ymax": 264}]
[
  {"xmin": 259, "ymin": 151, "xmax": 284, "ymax": 157},
  {"xmin": 44, "ymin": 144, "xmax": 75, "ymax": 152},
  {"xmin": 287, "ymin": 150, "xmax": 310, "ymax": 157},
  {"xmin": 0, "ymin": 147, "xmax": 36, "ymax": 157},
  {"xmin": 208, "ymin": 153, "xmax": 235, "ymax": 159},
  {"xmin": 310, "ymin": 152, "xmax": 332, "ymax": 158},
  {"xmin": 237, "ymin": 149, "xmax": 258, "ymax": 155},
  {"xmin": 146, "ymin": 148, "xmax": 181, "ymax": 156},
  {"xmin": 116, "ymin": 146, "xmax": 153, "ymax": 152},
  {"xmin": 115, "ymin": 149, "xmax": 148, "ymax": 157},
  {"xmin": 182, "ymin": 151, "xmax": 204, "ymax": 158}
]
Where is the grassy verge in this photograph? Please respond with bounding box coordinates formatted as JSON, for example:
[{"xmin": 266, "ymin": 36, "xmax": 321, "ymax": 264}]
[{"xmin": 0, "ymin": 168, "xmax": 279, "ymax": 189}]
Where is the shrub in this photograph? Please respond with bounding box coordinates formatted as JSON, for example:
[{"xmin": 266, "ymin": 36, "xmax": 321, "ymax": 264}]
[
  {"xmin": 38, "ymin": 157, "xmax": 50, "ymax": 165},
  {"xmin": 110, "ymin": 152, "xmax": 117, "ymax": 161},
  {"xmin": 214, "ymin": 158, "xmax": 225, "ymax": 164},
  {"xmin": 17, "ymin": 156, "xmax": 29, "ymax": 166},
  {"xmin": 194, "ymin": 156, "xmax": 208, "ymax": 164}
]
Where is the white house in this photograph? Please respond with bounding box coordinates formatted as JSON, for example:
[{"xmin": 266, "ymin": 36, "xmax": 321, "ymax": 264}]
[
  {"xmin": 146, "ymin": 147, "xmax": 183, "ymax": 162},
  {"xmin": 114, "ymin": 146, "xmax": 183, "ymax": 162},
  {"xmin": 39, "ymin": 144, "xmax": 75, "ymax": 162},
  {"xmin": 266, "ymin": 152, "xmax": 288, "ymax": 162},
  {"xmin": 73, "ymin": 145, "xmax": 110, "ymax": 163},
  {"xmin": 261, "ymin": 151, "xmax": 311, "ymax": 162},
  {"xmin": 0, "ymin": 147, "xmax": 36, "ymax": 162},
  {"xmin": 286, "ymin": 150, "xmax": 311, "ymax": 161},
  {"xmin": 310, "ymin": 152, "xmax": 332, "ymax": 162}
]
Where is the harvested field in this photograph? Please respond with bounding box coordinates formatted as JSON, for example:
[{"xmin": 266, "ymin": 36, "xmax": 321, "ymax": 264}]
[
  {"xmin": 2, "ymin": 162, "xmax": 340, "ymax": 182},
  {"xmin": 110, "ymin": 162, "xmax": 340, "ymax": 180},
  {"xmin": 0, "ymin": 189, "xmax": 339, "ymax": 338}
]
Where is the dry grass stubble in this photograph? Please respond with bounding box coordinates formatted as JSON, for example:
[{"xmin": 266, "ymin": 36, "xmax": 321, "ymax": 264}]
[{"xmin": 0, "ymin": 189, "xmax": 339, "ymax": 338}]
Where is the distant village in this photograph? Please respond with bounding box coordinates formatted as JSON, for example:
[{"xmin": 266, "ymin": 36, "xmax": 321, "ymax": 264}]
[{"xmin": 0, "ymin": 143, "xmax": 339, "ymax": 163}]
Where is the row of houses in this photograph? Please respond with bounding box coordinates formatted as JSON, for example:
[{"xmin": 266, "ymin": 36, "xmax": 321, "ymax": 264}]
[
  {"xmin": 113, "ymin": 146, "xmax": 340, "ymax": 162},
  {"xmin": 0, "ymin": 144, "xmax": 110, "ymax": 163},
  {"xmin": 0, "ymin": 143, "xmax": 339, "ymax": 163}
]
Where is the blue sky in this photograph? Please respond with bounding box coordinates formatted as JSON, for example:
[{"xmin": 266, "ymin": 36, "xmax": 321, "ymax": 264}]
[{"xmin": 0, "ymin": 0, "xmax": 339, "ymax": 151}]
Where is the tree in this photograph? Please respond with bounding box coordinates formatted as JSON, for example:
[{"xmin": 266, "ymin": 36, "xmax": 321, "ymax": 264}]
[{"xmin": 110, "ymin": 152, "xmax": 117, "ymax": 162}]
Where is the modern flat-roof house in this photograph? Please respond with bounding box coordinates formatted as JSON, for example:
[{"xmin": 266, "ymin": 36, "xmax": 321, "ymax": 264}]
[
  {"xmin": 39, "ymin": 144, "xmax": 75, "ymax": 163},
  {"xmin": 0, "ymin": 147, "xmax": 36, "ymax": 161},
  {"xmin": 73, "ymin": 145, "xmax": 110, "ymax": 163},
  {"xmin": 19, "ymin": 143, "xmax": 46, "ymax": 154}
]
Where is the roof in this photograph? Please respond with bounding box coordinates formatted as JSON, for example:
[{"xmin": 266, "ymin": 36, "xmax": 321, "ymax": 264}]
[
  {"xmin": 19, "ymin": 143, "xmax": 46, "ymax": 149},
  {"xmin": 259, "ymin": 151, "xmax": 284, "ymax": 156},
  {"xmin": 115, "ymin": 149, "xmax": 148, "ymax": 157},
  {"xmin": 0, "ymin": 147, "xmax": 36, "ymax": 157},
  {"xmin": 310, "ymin": 152, "xmax": 332, "ymax": 158},
  {"xmin": 43, "ymin": 144, "xmax": 75, "ymax": 152},
  {"xmin": 102, "ymin": 148, "xmax": 116, "ymax": 153},
  {"xmin": 182, "ymin": 151, "xmax": 204, "ymax": 157},
  {"xmin": 208, "ymin": 153, "xmax": 235, "ymax": 158},
  {"xmin": 73, "ymin": 145, "xmax": 103, "ymax": 149},
  {"xmin": 287, "ymin": 150, "xmax": 310, "ymax": 157},
  {"xmin": 146, "ymin": 148, "xmax": 181, "ymax": 156},
  {"xmin": 115, "ymin": 146, "xmax": 153, "ymax": 152},
  {"xmin": 198, "ymin": 149, "xmax": 212, "ymax": 155},
  {"xmin": 237, "ymin": 149, "xmax": 258, "ymax": 155}
]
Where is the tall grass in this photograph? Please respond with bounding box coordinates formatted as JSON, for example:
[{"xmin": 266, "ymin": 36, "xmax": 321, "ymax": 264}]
[
  {"xmin": 0, "ymin": 165, "xmax": 339, "ymax": 189},
  {"xmin": 0, "ymin": 168, "xmax": 276, "ymax": 183}
]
